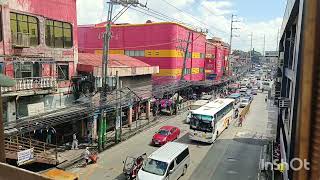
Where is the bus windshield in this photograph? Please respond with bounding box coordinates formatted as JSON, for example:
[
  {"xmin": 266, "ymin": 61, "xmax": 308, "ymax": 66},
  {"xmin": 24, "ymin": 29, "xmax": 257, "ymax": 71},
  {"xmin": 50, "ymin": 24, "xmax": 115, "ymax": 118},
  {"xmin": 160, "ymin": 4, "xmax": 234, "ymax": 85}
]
[{"xmin": 190, "ymin": 115, "xmax": 213, "ymax": 133}]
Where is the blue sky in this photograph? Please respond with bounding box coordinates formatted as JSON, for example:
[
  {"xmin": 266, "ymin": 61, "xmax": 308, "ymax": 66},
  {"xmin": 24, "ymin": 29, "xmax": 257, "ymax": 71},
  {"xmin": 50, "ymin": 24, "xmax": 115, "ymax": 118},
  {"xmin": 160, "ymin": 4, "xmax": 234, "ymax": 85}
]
[
  {"xmin": 77, "ymin": 0, "xmax": 287, "ymax": 52},
  {"xmin": 231, "ymin": 0, "xmax": 286, "ymax": 22}
]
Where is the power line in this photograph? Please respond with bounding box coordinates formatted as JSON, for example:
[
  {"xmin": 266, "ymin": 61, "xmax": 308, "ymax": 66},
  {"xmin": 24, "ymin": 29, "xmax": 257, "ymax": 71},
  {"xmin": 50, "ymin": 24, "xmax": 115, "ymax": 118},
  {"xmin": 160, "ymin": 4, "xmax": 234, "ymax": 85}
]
[{"xmin": 161, "ymin": 0, "xmax": 227, "ymax": 35}]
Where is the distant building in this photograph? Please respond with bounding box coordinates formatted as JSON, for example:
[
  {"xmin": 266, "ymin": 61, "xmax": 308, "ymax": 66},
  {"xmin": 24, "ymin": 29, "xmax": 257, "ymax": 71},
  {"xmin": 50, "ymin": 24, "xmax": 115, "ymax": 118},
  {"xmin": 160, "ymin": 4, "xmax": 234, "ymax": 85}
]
[
  {"xmin": 78, "ymin": 21, "xmax": 229, "ymax": 84},
  {"xmin": 205, "ymin": 37, "xmax": 230, "ymax": 80},
  {"xmin": 0, "ymin": 0, "xmax": 78, "ymax": 121}
]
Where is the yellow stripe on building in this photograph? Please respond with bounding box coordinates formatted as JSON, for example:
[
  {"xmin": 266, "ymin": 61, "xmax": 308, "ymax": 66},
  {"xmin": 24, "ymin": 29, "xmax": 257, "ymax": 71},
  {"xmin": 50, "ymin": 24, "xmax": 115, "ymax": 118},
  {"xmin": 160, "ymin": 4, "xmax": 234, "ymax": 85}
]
[
  {"xmin": 192, "ymin": 52, "xmax": 200, "ymax": 59},
  {"xmin": 154, "ymin": 68, "xmax": 203, "ymax": 76},
  {"xmin": 94, "ymin": 49, "xmax": 125, "ymax": 55},
  {"xmin": 154, "ymin": 69, "xmax": 182, "ymax": 76},
  {"xmin": 145, "ymin": 50, "xmax": 184, "ymax": 58},
  {"xmin": 191, "ymin": 68, "xmax": 200, "ymax": 74}
]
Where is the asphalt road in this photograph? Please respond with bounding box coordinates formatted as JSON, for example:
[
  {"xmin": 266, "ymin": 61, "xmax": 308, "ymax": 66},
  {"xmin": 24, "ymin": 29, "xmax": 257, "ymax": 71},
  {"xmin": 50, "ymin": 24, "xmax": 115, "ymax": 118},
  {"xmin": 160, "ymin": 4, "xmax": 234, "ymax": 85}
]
[
  {"xmin": 68, "ymin": 110, "xmax": 213, "ymax": 180},
  {"xmin": 189, "ymin": 92, "xmax": 270, "ymax": 180},
  {"xmin": 68, "ymin": 93, "xmax": 270, "ymax": 180}
]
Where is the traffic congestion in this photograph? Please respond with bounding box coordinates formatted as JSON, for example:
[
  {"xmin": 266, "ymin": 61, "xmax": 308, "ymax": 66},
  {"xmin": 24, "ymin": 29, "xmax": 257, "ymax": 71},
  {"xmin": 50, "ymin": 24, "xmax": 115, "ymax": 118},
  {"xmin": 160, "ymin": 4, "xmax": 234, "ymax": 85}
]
[{"xmin": 66, "ymin": 63, "xmax": 275, "ymax": 180}]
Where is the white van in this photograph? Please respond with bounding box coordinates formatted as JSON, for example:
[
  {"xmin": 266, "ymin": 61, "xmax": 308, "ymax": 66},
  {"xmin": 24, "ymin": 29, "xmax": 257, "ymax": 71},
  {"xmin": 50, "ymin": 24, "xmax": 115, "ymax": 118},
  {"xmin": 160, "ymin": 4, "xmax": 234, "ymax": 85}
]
[{"xmin": 138, "ymin": 142, "xmax": 190, "ymax": 180}]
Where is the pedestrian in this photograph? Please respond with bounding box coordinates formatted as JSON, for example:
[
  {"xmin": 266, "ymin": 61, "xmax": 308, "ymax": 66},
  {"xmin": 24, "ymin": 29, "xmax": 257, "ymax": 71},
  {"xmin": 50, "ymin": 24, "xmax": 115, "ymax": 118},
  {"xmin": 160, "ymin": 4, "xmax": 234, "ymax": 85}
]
[
  {"xmin": 46, "ymin": 127, "xmax": 56, "ymax": 144},
  {"xmin": 83, "ymin": 147, "xmax": 91, "ymax": 166},
  {"xmin": 238, "ymin": 116, "xmax": 243, "ymax": 127},
  {"xmin": 234, "ymin": 108, "xmax": 239, "ymax": 119},
  {"xmin": 72, "ymin": 133, "xmax": 78, "ymax": 150}
]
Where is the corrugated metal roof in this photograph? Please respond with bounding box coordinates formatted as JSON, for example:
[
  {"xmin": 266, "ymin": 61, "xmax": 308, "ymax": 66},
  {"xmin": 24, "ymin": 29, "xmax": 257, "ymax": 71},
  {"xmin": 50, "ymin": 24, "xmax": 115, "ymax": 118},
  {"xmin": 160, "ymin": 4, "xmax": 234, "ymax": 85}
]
[{"xmin": 78, "ymin": 53, "xmax": 152, "ymax": 68}]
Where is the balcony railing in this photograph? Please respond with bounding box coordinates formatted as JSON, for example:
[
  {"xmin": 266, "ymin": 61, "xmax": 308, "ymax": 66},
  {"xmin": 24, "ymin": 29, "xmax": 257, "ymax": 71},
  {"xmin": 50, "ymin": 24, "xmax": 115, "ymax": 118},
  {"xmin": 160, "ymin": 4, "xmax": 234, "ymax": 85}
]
[
  {"xmin": 11, "ymin": 32, "xmax": 30, "ymax": 48},
  {"xmin": 1, "ymin": 77, "xmax": 57, "ymax": 93}
]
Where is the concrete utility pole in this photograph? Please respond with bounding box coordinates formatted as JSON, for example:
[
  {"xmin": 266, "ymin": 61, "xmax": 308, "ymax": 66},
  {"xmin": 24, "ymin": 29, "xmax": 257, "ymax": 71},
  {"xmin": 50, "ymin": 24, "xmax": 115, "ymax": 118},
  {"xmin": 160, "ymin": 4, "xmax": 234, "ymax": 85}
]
[
  {"xmin": 263, "ymin": 34, "xmax": 266, "ymax": 56},
  {"xmin": 249, "ymin": 32, "xmax": 253, "ymax": 60},
  {"xmin": 276, "ymin": 29, "xmax": 280, "ymax": 51},
  {"xmin": 228, "ymin": 14, "xmax": 240, "ymax": 76},
  {"xmin": 99, "ymin": 0, "xmax": 140, "ymax": 152},
  {"xmin": 180, "ymin": 31, "xmax": 192, "ymax": 80}
]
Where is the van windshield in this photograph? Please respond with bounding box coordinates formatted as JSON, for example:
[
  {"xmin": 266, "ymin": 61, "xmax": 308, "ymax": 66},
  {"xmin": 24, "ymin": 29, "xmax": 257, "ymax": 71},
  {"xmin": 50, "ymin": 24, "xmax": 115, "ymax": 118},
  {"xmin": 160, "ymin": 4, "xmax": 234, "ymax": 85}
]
[{"xmin": 142, "ymin": 158, "xmax": 168, "ymax": 176}]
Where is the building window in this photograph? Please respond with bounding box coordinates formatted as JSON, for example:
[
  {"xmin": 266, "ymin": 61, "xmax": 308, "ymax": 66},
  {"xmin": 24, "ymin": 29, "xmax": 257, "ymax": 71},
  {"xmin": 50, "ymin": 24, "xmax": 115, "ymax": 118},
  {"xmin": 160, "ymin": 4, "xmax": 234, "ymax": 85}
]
[
  {"xmin": 10, "ymin": 12, "xmax": 39, "ymax": 46},
  {"xmin": 200, "ymin": 53, "xmax": 205, "ymax": 59},
  {"xmin": 125, "ymin": 50, "xmax": 145, "ymax": 57},
  {"xmin": 199, "ymin": 68, "xmax": 204, "ymax": 73},
  {"xmin": 14, "ymin": 62, "xmax": 41, "ymax": 78},
  {"xmin": 46, "ymin": 20, "xmax": 73, "ymax": 48},
  {"xmin": 184, "ymin": 68, "xmax": 191, "ymax": 75},
  {"xmin": 57, "ymin": 64, "xmax": 69, "ymax": 80}
]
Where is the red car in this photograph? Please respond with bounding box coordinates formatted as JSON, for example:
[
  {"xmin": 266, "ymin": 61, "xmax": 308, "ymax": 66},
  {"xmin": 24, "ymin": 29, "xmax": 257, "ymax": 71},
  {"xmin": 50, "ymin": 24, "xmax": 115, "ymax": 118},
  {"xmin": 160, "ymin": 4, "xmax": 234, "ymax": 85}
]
[{"xmin": 152, "ymin": 126, "xmax": 180, "ymax": 146}]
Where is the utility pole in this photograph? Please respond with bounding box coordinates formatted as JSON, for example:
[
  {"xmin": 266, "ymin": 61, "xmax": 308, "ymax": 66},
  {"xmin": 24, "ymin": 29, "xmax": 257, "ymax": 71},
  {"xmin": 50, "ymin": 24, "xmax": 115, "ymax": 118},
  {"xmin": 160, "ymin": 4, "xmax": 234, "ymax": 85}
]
[
  {"xmin": 115, "ymin": 71, "xmax": 120, "ymax": 143},
  {"xmin": 249, "ymin": 32, "xmax": 253, "ymax": 60},
  {"xmin": 99, "ymin": 0, "xmax": 140, "ymax": 152},
  {"xmin": 180, "ymin": 31, "xmax": 192, "ymax": 80},
  {"xmin": 228, "ymin": 14, "xmax": 240, "ymax": 76},
  {"xmin": 249, "ymin": 32, "xmax": 253, "ymax": 68},
  {"xmin": 276, "ymin": 29, "xmax": 280, "ymax": 51},
  {"xmin": 263, "ymin": 34, "xmax": 266, "ymax": 56}
]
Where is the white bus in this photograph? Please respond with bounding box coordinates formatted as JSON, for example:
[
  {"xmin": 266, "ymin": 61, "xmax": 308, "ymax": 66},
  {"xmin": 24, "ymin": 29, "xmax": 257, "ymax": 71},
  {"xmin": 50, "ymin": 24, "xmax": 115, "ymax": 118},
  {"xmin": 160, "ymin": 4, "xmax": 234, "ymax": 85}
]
[
  {"xmin": 189, "ymin": 98, "xmax": 235, "ymax": 143},
  {"xmin": 186, "ymin": 100, "xmax": 210, "ymax": 123}
]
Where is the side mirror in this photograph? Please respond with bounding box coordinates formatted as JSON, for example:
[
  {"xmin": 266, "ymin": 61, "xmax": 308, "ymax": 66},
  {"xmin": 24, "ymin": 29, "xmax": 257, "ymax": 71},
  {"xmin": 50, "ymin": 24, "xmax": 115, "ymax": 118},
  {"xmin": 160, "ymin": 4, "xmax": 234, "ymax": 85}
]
[{"xmin": 169, "ymin": 169, "xmax": 174, "ymax": 174}]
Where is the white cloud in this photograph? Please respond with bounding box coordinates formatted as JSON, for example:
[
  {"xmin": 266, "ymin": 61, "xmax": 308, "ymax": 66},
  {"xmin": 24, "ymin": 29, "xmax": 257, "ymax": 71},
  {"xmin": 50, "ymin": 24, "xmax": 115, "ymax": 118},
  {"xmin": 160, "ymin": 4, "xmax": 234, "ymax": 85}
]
[{"xmin": 76, "ymin": 0, "xmax": 283, "ymax": 52}]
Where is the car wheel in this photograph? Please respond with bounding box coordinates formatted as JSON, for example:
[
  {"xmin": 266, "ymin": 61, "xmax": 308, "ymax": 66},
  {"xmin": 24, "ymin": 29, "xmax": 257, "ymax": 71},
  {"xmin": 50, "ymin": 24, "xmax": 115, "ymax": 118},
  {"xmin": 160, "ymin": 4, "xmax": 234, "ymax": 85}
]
[{"xmin": 182, "ymin": 165, "xmax": 187, "ymax": 176}]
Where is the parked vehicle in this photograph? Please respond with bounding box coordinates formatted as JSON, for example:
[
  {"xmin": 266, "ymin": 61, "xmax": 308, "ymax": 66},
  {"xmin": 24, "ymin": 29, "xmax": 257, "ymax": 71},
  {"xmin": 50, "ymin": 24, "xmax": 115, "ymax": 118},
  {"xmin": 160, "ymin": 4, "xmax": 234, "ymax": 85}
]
[
  {"xmin": 239, "ymin": 88, "xmax": 248, "ymax": 96},
  {"xmin": 152, "ymin": 126, "xmax": 180, "ymax": 146},
  {"xmin": 123, "ymin": 153, "xmax": 147, "ymax": 180},
  {"xmin": 251, "ymin": 90, "xmax": 258, "ymax": 95},
  {"xmin": 138, "ymin": 142, "xmax": 190, "ymax": 180},
  {"xmin": 240, "ymin": 99, "xmax": 250, "ymax": 108},
  {"xmin": 228, "ymin": 93, "xmax": 241, "ymax": 104}
]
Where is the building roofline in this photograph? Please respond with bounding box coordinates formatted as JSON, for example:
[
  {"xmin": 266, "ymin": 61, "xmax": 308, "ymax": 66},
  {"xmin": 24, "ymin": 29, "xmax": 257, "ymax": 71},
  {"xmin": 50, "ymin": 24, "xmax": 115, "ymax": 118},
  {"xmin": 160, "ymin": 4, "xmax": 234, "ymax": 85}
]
[{"xmin": 93, "ymin": 21, "xmax": 206, "ymax": 35}]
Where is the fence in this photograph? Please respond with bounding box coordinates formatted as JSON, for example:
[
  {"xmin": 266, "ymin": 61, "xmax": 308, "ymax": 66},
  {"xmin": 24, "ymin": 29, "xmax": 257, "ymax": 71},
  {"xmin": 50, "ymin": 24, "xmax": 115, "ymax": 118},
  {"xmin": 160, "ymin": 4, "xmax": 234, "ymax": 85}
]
[{"xmin": 240, "ymin": 102, "xmax": 251, "ymax": 117}]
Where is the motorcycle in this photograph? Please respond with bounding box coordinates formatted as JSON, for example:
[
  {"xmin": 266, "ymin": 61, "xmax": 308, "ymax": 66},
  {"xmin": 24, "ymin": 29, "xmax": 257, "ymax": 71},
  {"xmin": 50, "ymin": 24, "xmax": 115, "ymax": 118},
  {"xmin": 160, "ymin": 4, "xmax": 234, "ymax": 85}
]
[{"xmin": 123, "ymin": 153, "xmax": 147, "ymax": 180}]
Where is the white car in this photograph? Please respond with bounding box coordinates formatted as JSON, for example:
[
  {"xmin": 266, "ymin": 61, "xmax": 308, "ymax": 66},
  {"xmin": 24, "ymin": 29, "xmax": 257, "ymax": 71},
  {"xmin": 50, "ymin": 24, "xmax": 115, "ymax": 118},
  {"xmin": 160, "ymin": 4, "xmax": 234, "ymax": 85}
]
[{"xmin": 240, "ymin": 99, "xmax": 250, "ymax": 108}]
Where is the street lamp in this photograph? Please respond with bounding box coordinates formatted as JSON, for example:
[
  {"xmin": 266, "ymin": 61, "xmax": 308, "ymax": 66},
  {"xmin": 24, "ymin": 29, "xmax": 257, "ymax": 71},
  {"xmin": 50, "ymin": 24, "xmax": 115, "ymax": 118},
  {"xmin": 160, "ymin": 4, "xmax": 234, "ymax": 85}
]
[{"xmin": 0, "ymin": 74, "xmax": 15, "ymax": 163}]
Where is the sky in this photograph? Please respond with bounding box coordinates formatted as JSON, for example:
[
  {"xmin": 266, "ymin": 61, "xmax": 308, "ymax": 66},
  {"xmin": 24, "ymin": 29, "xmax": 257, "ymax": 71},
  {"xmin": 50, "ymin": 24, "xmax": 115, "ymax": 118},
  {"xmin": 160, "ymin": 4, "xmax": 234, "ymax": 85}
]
[{"xmin": 77, "ymin": 0, "xmax": 287, "ymax": 53}]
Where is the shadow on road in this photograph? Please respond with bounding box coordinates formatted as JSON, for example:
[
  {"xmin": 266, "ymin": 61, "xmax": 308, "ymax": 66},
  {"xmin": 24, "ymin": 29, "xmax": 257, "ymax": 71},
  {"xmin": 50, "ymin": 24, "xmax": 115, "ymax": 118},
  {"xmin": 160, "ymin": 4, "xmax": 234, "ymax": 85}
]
[
  {"xmin": 233, "ymin": 137, "xmax": 269, "ymax": 146},
  {"xmin": 176, "ymin": 133, "xmax": 211, "ymax": 147}
]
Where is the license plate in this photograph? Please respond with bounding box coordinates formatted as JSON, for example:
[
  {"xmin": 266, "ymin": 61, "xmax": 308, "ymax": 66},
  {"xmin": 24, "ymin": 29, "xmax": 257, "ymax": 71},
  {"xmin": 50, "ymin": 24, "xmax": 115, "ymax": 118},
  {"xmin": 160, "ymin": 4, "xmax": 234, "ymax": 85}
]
[
  {"xmin": 155, "ymin": 141, "xmax": 159, "ymax": 145},
  {"xmin": 202, "ymin": 134, "xmax": 206, "ymax": 138}
]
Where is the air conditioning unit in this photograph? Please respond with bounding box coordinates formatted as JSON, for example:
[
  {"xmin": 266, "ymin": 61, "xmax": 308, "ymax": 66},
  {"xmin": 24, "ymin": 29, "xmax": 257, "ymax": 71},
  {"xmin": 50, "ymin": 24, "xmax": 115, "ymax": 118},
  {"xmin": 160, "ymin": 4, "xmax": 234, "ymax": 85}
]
[{"xmin": 279, "ymin": 98, "xmax": 290, "ymax": 108}]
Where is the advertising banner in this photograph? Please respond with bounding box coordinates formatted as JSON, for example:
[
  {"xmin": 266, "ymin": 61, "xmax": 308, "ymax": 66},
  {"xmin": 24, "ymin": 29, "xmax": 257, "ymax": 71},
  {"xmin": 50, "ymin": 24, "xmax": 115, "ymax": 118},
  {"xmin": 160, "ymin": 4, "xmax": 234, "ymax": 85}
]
[{"xmin": 17, "ymin": 148, "xmax": 34, "ymax": 166}]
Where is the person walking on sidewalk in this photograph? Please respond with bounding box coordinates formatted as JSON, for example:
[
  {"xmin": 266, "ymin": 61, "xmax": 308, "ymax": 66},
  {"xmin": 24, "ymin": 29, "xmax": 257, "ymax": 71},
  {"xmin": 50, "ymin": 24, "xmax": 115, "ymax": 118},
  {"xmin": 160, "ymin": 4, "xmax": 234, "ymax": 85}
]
[
  {"xmin": 238, "ymin": 115, "xmax": 243, "ymax": 127},
  {"xmin": 72, "ymin": 133, "xmax": 78, "ymax": 150}
]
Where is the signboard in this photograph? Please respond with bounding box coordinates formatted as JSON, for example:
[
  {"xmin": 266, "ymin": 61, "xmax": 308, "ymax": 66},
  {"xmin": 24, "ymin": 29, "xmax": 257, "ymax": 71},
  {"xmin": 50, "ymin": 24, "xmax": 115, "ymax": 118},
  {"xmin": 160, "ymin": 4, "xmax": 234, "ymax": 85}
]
[
  {"xmin": 27, "ymin": 102, "xmax": 45, "ymax": 116},
  {"xmin": 206, "ymin": 74, "xmax": 217, "ymax": 80},
  {"xmin": 17, "ymin": 148, "xmax": 34, "ymax": 166}
]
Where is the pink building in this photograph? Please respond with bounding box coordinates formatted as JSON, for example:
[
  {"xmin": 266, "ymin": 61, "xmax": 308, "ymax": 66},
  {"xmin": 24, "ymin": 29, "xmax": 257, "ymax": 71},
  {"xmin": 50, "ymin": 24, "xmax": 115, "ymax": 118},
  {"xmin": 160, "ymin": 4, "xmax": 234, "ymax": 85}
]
[
  {"xmin": 78, "ymin": 22, "xmax": 206, "ymax": 84},
  {"xmin": 205, "ymin": 38, "xmax": 230, "ymax": 80},
  {"xmin": 0, "ymin": 0, "xmax": 78, "ymax": 121}
]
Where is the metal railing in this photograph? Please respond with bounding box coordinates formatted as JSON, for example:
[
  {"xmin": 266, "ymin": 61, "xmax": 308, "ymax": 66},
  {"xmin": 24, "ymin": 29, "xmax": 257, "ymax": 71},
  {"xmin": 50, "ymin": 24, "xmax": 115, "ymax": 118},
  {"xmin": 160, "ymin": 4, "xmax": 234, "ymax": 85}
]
[
  {"xmin": 11, "ymin": 32, "xmax": 31, "ymax": 47},
  {"xmin": 4, "ymin": 135, "xmax": 58, "ymax": 165},
  {"xmin": 1, "ymin": 77, "xmax": 57, "ymax": 93}
]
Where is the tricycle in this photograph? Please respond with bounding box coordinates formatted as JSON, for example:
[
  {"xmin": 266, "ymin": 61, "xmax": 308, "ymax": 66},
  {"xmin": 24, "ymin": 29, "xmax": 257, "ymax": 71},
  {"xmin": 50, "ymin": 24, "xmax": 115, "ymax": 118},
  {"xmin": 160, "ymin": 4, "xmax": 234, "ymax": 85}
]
[{"xmin": 123, "ymin": 153, "xmax": 147, "ymax": 180}]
